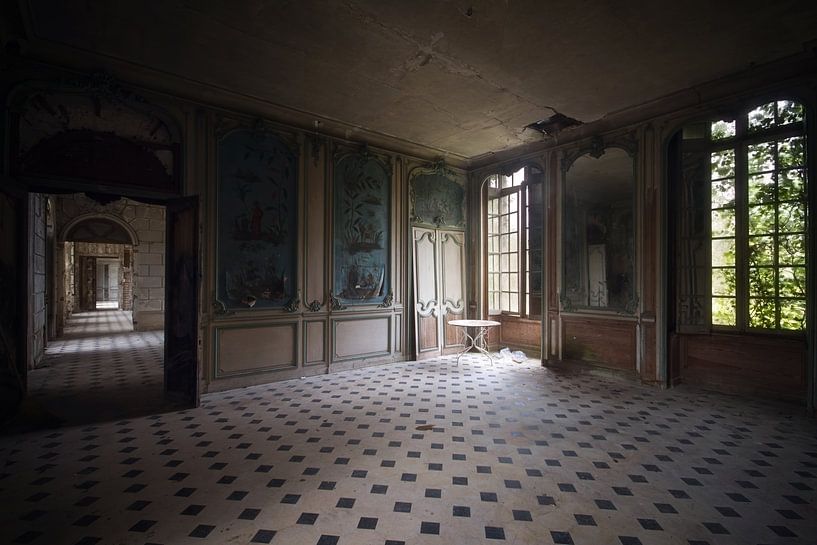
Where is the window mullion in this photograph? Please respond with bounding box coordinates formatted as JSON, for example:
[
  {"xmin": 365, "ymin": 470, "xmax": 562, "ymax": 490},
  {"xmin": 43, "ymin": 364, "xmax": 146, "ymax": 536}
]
[
  {"xmin": 736, "ymin": 123, "xmax": 749, "ymax": 331},
  {"xmin": 520, "ymin": 183, "xmax": 528, "ymax": 317}
]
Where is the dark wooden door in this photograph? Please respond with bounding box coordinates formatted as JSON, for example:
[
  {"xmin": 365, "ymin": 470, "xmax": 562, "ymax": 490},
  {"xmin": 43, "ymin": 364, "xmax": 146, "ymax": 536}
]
[
  {"xmin": 164, "ymin": 196, "xmax": 199, "ymax": 406},
  {"xmin": 79, "ymin": 256, "xmax": 97, "ymax": 310},
  {"xmin": 0, "ymin": 182, "xmax": 27, "ymax": 420}
]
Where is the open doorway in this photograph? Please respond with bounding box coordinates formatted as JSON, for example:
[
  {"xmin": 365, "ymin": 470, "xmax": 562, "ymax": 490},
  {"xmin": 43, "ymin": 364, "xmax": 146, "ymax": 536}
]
[{"xmin": 21, "ymin": 193, "xmax": 179, "ymax": 425}]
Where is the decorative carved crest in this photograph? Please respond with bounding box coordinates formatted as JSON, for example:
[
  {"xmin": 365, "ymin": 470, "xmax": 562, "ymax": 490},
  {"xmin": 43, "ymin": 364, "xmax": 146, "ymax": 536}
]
[
  {"xmin": 284, "ymin": 290, "xmax": 301, "ymax": 313},
  {"xmin": 329, "ymin": 291, "xmax": 347, "ymax": 311},
  {"xmin": 307, "ymin": 299, "xmax": 323, "ymax": 312},
  {"xmin": 377, "ymin": 290, "xmax": 394, "ymax": 308}
]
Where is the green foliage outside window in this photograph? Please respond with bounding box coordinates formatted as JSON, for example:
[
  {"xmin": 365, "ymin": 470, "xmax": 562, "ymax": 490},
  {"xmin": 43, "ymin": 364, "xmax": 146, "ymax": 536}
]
[{"xmin": 710, "ymin": 100, "xmax": 807, "ymax": 331}]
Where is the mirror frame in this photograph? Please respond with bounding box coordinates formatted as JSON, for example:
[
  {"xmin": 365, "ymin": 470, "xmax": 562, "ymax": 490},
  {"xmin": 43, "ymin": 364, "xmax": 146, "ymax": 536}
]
[{"xmin": 560, "ymin": 135, "xmax": 638, "ymax": 315}]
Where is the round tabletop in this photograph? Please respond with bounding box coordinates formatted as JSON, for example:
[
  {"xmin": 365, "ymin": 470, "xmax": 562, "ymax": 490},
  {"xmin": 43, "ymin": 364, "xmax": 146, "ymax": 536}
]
[{"xmin": 448, "ymin": 319, "xmax": 501, "ymax": 327}]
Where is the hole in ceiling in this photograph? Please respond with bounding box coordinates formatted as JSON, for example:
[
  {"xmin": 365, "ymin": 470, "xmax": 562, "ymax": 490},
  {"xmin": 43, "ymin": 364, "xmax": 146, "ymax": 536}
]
[{"xmin": 525, "ymin": 113, "xmax": 583, "ymax": 137}]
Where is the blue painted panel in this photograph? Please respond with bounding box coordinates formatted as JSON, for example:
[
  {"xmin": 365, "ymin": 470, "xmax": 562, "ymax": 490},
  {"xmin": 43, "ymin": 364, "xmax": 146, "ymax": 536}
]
[
  {"xmin": 333, "ymin": 154, "xmax": 390, "ymax": 305},
  {"xmin": 217, "ymin": 129, "xmax": 297, "ymax": 309}
]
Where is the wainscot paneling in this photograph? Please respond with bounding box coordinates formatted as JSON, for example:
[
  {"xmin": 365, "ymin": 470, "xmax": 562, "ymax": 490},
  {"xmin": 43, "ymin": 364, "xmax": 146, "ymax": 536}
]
[
  {"xmin": 332, "ymin": 315, "xmax": 392, "ymax": 361},
  {"xmin": 304, "ymin": 320, "xmax": 327, "ymax": 365},
  {"xmin": 561, "ymin": 316, "xmax": 637, "ymax": 371},
  {"xmin": 498, "ymin": 315, "xmax": 542, "ymax": 356},
  {"xmin": 676, "ymin": 333, "xmax": 806, "ymax": 401},
  {"xmin": 216, "ymin": 322, "xmax": 298, "ymax": 376}
]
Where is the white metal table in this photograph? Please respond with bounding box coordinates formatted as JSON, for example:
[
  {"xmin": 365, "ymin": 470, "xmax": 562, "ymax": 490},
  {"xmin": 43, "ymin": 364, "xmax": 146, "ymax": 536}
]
[{"xmin": 448, "ymin": 319, "xmax": 501, "ymax": 365}]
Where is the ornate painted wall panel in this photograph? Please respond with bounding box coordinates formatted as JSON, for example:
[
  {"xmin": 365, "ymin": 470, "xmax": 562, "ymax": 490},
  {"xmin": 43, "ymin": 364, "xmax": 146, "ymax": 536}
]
[
  {"xmin": 216, "ymin": 129, "xmax": 298, "ymax": 310},
  {"xmin": 409, "ymin": 166, "xmax": 465, "ymax": 229},
  {"xmin": 332, "ymin": 153, "xmax": 390, "ymax": 306}
]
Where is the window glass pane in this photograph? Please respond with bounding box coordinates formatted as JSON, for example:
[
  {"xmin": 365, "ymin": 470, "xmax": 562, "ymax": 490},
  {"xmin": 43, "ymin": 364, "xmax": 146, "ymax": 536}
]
[
  {"xmin": 748, "ymin": 142, "xmax": 775, "ymax": 173},
  {"xmin": 748, "ymin": 204, "xmax": 776, "ymax": 235},
  {"xmin": 500, "ymin": 254, "xmax": 509, "ymax": 272},
  {"xmin": 500, "ymin": 273, "xmax": 508, "ymax": 290},
  {"xmin": 712, "ymin": 238, "xmax": 735, "ymax": 266},
  {"xmin": 778, "ymin": 169, "xmax": 805, "ymax": 201},
  {"xmin": 711, "ymin": 149, "xmax": 735, "ymax": 178},
  {"xmin": 509, "ymin": 296, "xmax": 518, "ymax": 313},
  {"xmin": 748, "ymin": 267, "xmax": 774, "ymax": 297},
  {"xmin": 712, "ymin": 297, "xmax": 736, "ymax": 326},
  {"xmin": 500, "ymin": 214, "xmax": 509, "ymax": 233},
  {"xmin": 779, "ymin": 299, "xmax": 806, "ymax": 330},
  {"xmin": 779, "ymin": 267, "xmax": 806, "ymax": 298},
  {"xmin": 500, "ymin": 292, "xmax": 509, "ymax": 311},
  {"xmin": 778, "ymin": 201, "xmax": 806, "ymax": 233},
  {"xmin": 748, "ymin": 102, "xmax": 775, "ymax": 132},
  {"xmin": 748, "ymin": 298, "xmax": 776, "ymax": 329},
  {"xmin": 509, "ymin": 234, "xmax": 518, "ymax": 252},
  {"xmin": 711, "ymin": 208, "xmax": 735, "ymax": 237},
  {"xmin": 509, "ymin": 213, "xmax": 518, "ymax": 233},
  {"xmin": 500, "ymin": 195, "xmax": 509, "ymax": 214},
  {"xmin": 748, "ymin": 236, "xmax": 775, "ymax": 266},
  {"xmin": 748, "ymin": 173, "xmax": 774, "ymax": 204},
  {"xmin": 509, "ymin": 256, "xmax": 518, "ymax": 272},
  {"xmin": 778, "ymin": 137, "xmax": 805, "ymax": 169},
  {"xmin": 501, "ymin": 175, "xmax": 512, "ymax": 189},
  {"xmin": 509, "ymin": 191, "xmax": 518, "ymax": 212},
  {"xmin": 500, "ymin": 234, "xmax": 508, "ymax": 252},
  {"xmin": 712, "ymin": 268, "xmax": 736, "ymax": 296},
  {"xmin": 510, "ymin": 274, "xmax": 518, "ymax": 291},
  {"xmin": 712, "ymin": 178, "xmax": 736, "ymax": 207},
  {"xmin": 488, "ymin": 175, "xmax": 498, "ymax": 189},
  {"xmin": 710, "ymin": 119, "xmax": 736, "ymax": 140},
  {"xmin": 779, "ymin": 234, "xmax": 806, "ymax": 265},
  {"xmin": 778, "ymin": 100, "xmax": 804, "ymax": 125}
]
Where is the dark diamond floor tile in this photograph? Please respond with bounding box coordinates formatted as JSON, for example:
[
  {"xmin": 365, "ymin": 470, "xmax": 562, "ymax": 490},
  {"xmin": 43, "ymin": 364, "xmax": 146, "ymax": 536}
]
[
  {"xmin": 485, "ymin": 526, "xmax": 505, "ymax": 540},
  {"xmin": 251, "ymin": 529, "xmax": 277, "ymax": 544}
]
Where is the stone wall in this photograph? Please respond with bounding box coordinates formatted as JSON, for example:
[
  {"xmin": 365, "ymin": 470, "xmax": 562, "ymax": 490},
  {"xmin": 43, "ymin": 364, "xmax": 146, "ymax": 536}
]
[
  {"xmin": 54, "ymin": 194, "xmax": 165, "ymax": 331},
  {"xmin": 73, "ymin": 243, "xmax": 134, "ymax": 311}
]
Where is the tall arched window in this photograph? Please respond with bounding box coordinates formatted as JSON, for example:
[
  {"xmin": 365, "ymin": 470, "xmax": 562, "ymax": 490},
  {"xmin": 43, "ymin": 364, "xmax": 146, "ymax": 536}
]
[
  {"xmin": 708, "ymin": 100, "xmax": 807, "ymax": 331},
  {"xmin": 485, "ymin": 165, "xmax": 543, "ymax": 317}
]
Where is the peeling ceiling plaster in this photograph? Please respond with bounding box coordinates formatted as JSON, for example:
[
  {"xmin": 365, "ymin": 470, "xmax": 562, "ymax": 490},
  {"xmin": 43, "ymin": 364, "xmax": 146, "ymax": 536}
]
[{"xmin": 21, "ymin": 0, "xmax": 817, "ymax": 158}]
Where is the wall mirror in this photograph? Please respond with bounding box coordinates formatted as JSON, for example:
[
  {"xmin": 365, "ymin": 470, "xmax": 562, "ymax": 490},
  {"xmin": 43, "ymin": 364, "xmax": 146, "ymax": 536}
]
[{"xmin": 562, "ymin": 146, "xmax": 636, "ymax": 313}]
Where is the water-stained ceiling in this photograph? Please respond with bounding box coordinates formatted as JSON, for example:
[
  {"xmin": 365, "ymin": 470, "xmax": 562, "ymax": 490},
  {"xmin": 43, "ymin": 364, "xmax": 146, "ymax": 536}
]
[{"xmin": 17, "ymin": 0, "xmax": 817, "ymax": 159}]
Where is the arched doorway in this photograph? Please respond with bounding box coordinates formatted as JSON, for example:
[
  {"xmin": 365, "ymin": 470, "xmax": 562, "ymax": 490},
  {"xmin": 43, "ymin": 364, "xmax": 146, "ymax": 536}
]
[{"xmin": 61, "ymin": 215, "xmax": 138, "ymax": 319}]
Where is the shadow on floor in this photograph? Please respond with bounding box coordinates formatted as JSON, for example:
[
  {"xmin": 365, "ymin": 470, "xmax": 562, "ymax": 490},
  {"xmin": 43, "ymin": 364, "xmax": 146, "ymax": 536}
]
[{"xmin": 7, "ymin": 310, "xmax": 186, "ymax": 432}]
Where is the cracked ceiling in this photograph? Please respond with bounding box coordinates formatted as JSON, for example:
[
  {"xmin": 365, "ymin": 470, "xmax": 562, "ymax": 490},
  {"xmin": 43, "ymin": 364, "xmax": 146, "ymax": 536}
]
[{"xmin": 17, "ymin": 0, "xmax": 817, "ymax": 159}]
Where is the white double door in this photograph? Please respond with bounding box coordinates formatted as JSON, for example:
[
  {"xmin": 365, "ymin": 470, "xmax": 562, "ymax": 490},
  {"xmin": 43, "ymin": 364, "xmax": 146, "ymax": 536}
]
[{"xmin": 412, "ymin": 227, "xmax": 466, "ymax": 360}]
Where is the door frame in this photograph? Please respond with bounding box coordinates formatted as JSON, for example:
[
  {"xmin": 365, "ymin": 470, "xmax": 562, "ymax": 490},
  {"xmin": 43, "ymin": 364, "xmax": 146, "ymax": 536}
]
[{"xmin": 6, "ymin": 178, "xmax": 201, "ymax": 408}]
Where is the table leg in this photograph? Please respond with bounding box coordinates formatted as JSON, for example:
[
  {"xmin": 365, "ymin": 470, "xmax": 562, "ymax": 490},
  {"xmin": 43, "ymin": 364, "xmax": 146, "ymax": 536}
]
[
  {"xmin": 454, "ymin": 327, "xmax": 475, "ymax": 366},
  {"xmin": 454, "ymin": 326, "xmax": 493, "ymax": 366}
]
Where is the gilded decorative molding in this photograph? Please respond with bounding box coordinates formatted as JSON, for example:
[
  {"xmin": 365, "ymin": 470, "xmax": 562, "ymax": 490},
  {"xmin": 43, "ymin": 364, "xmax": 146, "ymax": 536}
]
[
  {"xmin": 213, "ymin": 298, "xmax": 234, "ymax": 316},
  {"xmin": 307, "ymin": 299, "xmax": 323, "ymax": 312},
  {"xmin": 329, "ymin": 291, "xmax": 347, "ymax": 311},
  {"xmin": 284, "ymin": 290, "xmax": 301, "ymax": 313},
  {"xmin": 377, "ymin": 290, "xmax": 394, "ymax": 308}
]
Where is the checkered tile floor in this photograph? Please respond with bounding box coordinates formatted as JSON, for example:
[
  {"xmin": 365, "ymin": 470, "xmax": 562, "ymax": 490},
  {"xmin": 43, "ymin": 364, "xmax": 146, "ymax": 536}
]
[
  {"xmin": 27, "ymin": 310, "xmax": 175, "ymax": 425},
  {"xmin": 3, "ymin": 349, "xmax": 816, "ymax": 544}
]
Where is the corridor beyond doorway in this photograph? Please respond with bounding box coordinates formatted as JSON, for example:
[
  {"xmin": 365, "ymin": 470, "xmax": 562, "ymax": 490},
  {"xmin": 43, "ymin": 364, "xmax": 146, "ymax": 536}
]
[{"xmin": 27, "ymin": 310, "xmax": 181, "ymax": 426}]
